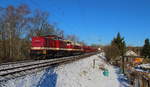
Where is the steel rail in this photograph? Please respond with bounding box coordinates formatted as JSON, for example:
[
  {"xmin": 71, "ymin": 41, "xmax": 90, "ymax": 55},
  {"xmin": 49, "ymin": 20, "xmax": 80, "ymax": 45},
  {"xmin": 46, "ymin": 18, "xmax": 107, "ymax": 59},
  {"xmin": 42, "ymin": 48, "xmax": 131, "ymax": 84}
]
[{"xmin": 0, "ymin": 52, "xmax": 98, "ymax": 83}]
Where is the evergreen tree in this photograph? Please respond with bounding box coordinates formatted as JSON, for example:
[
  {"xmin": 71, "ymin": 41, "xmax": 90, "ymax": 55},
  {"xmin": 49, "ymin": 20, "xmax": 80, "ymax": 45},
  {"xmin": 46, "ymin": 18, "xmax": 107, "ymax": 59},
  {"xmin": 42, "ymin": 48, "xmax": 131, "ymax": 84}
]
[
  {"xmin": 141, "ymin": 38, "xmax": 150, "ymax": 58},
  {"xmin": 104, "ymin": 32, "xmax": 126, "ymax": 62},
  {"xmin": 111, "ymin": 32, "xmax": 126, "ymax": 56}
]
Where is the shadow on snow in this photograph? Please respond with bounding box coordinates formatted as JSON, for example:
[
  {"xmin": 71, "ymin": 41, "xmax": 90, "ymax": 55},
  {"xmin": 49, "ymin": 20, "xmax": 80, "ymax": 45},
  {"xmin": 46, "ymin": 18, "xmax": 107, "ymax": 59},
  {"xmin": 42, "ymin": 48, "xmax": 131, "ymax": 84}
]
[
  {"xmin": 36, "ymin": 67, "xmax": 58, "ymax": 87},
  {"xmin": 114, "ymin": 67, "xmax": 130, "ymax": 87}
]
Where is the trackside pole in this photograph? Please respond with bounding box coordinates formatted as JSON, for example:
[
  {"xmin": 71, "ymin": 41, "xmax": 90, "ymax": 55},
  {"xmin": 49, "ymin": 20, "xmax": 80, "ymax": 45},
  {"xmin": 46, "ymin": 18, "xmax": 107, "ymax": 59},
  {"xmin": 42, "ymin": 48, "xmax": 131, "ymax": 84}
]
[{"xmin": 93, "ymin": 59, "xmax": 95, "ymax": 69}]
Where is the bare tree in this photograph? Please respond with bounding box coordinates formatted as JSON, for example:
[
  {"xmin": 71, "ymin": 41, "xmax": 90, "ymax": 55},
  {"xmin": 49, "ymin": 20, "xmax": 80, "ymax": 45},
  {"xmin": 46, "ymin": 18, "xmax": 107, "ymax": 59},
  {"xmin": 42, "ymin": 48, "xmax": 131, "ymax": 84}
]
[
  {"xmin": 55, "ymin": 29, "xmax": 64, "ymax": 38},
  {"xmin": 29, "ymin": 10, "xmax": 56, "ymax": 37},
  {"xmin": 0, "ymin": 4, "xmax": 31, "ymax": 61},
  {"xmin": 0, "ymin": 4, "xmax": 66, "ymax": 63},
  {"xmin": 65, "ymin": 35, "xmax": 79, "ymax": 42},
  {"xmin": 104, "ymin": 45, "xmax": 120, "ymax": 61}
]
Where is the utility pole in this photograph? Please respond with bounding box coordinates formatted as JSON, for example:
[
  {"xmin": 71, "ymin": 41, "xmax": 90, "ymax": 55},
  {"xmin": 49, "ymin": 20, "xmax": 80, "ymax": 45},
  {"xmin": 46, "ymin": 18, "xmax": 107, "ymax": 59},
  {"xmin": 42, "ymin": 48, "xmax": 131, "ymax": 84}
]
[{"xmin": 122, "ymin": 56, "xmax": 125, "ymax": 74}]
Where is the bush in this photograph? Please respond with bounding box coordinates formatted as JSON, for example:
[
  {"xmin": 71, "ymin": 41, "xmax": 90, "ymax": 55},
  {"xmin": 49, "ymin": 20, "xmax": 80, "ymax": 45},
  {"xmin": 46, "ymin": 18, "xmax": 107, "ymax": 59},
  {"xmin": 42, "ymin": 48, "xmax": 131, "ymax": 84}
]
[{"xmin": 104, "ymin": 45, "xmax": 120, "ymax": 61}]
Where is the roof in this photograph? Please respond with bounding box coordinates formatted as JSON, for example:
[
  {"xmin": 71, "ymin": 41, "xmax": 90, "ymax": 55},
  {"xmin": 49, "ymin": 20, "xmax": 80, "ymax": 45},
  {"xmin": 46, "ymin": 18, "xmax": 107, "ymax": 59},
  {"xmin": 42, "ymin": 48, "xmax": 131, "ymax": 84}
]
[{"xmin": 125, "ymin": 50, "xmax": 138, "ymax": 56}]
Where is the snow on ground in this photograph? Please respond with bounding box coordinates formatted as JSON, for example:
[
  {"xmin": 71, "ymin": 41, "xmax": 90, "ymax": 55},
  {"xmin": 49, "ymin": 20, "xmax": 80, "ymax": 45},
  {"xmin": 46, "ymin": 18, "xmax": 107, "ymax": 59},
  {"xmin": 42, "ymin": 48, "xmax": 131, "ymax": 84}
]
[
  {"xmin": 1, "ymin": 53, "xmax": 130, "ymax": 87},
  {"xmin": 137, "ymin": 63, "xmax": 150, "ymax": 69},
  {"xmin": 135, "ymin": 63, "xmax": 150, "ymax": 73},
  {"xmin": 55, "ymin": 53, "xmax": 130, "ymax": 87}
]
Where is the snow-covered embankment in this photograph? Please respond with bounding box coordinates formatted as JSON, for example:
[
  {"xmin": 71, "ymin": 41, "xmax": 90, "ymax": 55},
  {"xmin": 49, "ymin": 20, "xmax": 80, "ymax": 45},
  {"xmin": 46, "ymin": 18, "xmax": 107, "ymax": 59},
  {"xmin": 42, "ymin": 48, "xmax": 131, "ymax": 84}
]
[
  {"xmin": 55, "ymin": 53, "xmax": 128, "ymax": 87},
  {"xmin": 1, "ymin": 53, "xmax": 130, "ymax": 87}
]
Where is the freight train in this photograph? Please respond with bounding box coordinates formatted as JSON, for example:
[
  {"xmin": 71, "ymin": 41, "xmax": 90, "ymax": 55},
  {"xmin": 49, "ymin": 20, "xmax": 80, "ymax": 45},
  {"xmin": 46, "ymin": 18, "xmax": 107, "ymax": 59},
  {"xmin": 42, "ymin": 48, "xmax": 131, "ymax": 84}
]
[{"xmin": 30, "ymin": 35, "xmax": 98, "ymax": 59}]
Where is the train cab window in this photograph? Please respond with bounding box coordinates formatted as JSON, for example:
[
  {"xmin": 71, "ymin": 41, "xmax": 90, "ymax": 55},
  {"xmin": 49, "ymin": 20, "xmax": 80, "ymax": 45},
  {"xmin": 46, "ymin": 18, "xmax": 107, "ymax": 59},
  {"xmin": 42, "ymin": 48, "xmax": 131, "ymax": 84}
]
[{"xmin": 67, "ymin": 42, "xmax": 71, "ymax": 44}]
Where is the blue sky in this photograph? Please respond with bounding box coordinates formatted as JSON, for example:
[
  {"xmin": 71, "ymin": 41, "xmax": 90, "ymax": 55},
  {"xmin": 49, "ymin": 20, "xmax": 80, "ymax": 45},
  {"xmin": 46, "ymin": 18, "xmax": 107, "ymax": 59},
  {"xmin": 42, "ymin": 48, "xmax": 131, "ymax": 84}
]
[{"xmin": 0, "ymin": 0, "xmax": 150, "ymax": 46}]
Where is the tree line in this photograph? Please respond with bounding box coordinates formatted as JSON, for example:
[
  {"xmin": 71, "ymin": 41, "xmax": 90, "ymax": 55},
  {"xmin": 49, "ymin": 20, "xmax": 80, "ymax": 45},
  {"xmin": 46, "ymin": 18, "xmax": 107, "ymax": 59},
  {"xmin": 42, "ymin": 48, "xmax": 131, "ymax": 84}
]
[
  {"xmin": 104, "ymin": 32, "xmax": 150, "ymax": 62},
  {"xmin": 1, "ymin": 4, "xmax": 149, "ymax": 63},
  {"xmin": 0, "ymin": 4, "xmax": 81, "ymax": 63}
]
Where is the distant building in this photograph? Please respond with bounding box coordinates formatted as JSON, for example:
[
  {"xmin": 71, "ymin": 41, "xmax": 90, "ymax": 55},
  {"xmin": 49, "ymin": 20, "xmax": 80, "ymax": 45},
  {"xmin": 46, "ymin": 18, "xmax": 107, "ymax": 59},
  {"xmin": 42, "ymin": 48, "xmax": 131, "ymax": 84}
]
[
  {"xmin": 127, "ymin": 46, "xmax": 142, "ymax": 56},
  {"xmin": 125, "ymin": 50, "xmax": 137, "ymax": 56}
]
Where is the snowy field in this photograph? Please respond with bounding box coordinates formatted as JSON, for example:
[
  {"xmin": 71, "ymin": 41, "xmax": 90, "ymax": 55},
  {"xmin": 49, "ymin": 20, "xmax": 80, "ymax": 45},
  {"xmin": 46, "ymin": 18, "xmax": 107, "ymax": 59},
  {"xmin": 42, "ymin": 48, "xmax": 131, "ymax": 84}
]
[{"xmin": 1, "ymin": 53, "xmax": 130, "ymax": 87}]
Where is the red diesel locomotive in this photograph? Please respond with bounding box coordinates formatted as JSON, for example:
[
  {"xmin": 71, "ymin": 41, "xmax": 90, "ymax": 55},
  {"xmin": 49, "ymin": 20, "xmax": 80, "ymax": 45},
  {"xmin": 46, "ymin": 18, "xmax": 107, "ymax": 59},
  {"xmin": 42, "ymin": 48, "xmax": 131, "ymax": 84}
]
[{"xmin": 30, "ymin": 35, "xmax": 97, "ymax": 59}]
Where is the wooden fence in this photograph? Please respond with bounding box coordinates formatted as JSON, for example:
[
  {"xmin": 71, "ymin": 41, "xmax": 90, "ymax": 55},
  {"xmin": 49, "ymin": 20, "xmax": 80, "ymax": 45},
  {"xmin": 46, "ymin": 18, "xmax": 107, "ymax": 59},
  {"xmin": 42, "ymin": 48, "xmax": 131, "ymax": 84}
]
[
  {"xmin": 121, "ymin": 56, "xmax": 150, "ymax": 87},
  {"xmin": 132, "ymin": 71, "xmax": 150, "ymax": 87}
]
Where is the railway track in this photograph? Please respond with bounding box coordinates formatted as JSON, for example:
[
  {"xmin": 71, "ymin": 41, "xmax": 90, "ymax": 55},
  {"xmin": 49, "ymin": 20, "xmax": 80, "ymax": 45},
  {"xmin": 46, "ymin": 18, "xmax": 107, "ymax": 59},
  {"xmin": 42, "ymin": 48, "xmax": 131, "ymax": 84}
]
[{"xmin": 0, "ymin": 52, "xmax": 97, "ymax": 83}]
